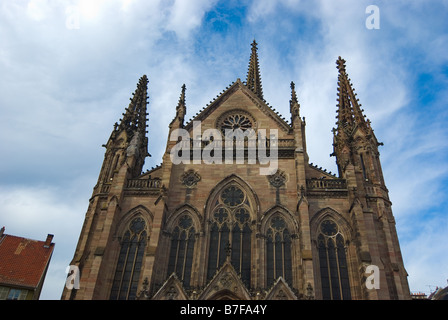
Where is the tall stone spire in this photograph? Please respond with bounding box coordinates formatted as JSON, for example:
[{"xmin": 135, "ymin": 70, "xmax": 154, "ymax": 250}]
[
  {"xmin": 116, "ymin": 74, "xmax": 149, "ymax": 140},
  {"xmin": 107, "ymin": 75, "xmax": 149, "ymax": 178},
  {"xmin": 246, "ymin": 40, "xmax": 264, "ymax": 100},
  {"xmin": 334, "ymin": 57, "xmax": 370, "ymax": 135},
  {"xmin": 333, "ymin": 57, "xmax": 380, "ymax": 178}
]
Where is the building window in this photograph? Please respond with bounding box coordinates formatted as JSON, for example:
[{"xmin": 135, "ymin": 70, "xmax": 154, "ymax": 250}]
[
  {"xmin": 318, "ymin": 219, "xmax": 351, "ymax": 300},
  {"xmin": 207, "ymin": 185, "xmax": 252, "ymax": 286},
  {"xmin": 266, "ymin": 215, "xmax": 293, "ymax": 287},
  {"xmin": 110, "ymin": 217, "xmax": 147, "ymax": 300},
  {"xmin": 216, "ymin": 110, "xmax": 255, "ymax": 137},
  {"xmin": 167, "ymin": 214, "xmax": 196, "ymax": 288},
  {"xmin": 0, "ymin": 287, "xmax": 28, "ymax": 300}
]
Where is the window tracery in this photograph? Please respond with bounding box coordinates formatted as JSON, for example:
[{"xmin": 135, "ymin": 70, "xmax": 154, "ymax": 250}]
[
  {"xmin": 110, "ymin": 217, "xmax": 147, "ymax": 300},
  {"xmin": 207, "ymin": 185, "xmax": 252, "ymax": 286},
  {"xmin": 266, "ymin": 215, "xmax": 293, "ymax": 287},
  {"xmin": 216, "ymin": 110, "xmax": 255, "ymax": 137},
  {"xmin": 167, "ymin": 214, "xmax": 196, "ymax": 288},
  {"xmin": 317, "ymin": 219, "xmax": 351, "ymax": 300}
]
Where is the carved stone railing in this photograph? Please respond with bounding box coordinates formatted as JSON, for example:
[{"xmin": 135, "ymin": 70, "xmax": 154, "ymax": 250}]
[
  {"xmin": 126, "ymin": 178, "xmax": 161, "ymax": 189},
  {"xmin": 173, "ymin": 138, "xmax": 296, "ymax": 159},
  {"xmin": 306, "ymin": 178, "xmax": 348, "ymax": 198},
  {"xmin": 176, "ymin": 138, "xmax": 296, "ymax": 149},
  {"xmin": 306, "ymin": 178, "xmax": 347, "ymax": 190}
]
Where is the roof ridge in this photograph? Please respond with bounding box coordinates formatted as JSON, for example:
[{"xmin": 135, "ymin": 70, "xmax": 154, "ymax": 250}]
[{"xmin": 308, "ymin": 162, "xmax": 337, "ymax": 177}]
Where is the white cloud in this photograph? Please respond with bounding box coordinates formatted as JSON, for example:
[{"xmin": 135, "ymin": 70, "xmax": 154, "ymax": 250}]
[{"xmin": 162, "ymin": 0, "xmax": 218, "ymax": 39}]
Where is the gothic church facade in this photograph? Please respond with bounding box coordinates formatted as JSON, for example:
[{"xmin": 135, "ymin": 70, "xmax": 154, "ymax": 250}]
[{"xmin": 62, "ymin": 41, "xmax": 410, "ymax": 300}]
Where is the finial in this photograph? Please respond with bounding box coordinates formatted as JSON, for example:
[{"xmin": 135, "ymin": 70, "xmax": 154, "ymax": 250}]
[
  {"xmin": 290, "ymin": 81, "xmax": 300, "ymax": 122},
  {"xmin": 336, "ymin": 56, "xmax": 346, "ymax": 74},
  {"xmin": 179, "ymin": 83, "xmax": 186, "ymax": 104},
  {"xmin": 170, "ymin": 84, "xmax": 187, "ymax": 128},
  {"xmin": 290, "ymin": 81, "xmax": 298, "ymax": 104},
  {"xmin": 251, "ymin": 38, "xmax": 258, "ymax": 48}
]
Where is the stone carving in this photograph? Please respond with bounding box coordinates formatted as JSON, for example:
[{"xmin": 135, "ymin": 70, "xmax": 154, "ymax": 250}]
[
  {"xmin": 181, "ymin": 169, "xmax": 201, "ymax": 188},
  {"xmin": 268, "ymin": 170, "xmax": 287, "ymax": 188}
]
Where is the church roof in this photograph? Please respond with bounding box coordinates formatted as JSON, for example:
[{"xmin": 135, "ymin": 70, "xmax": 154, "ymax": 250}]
[
  {"xmin": 182, "ymin": 41, "xmax": 292, "ymax": 133},
  {"xmin": 184, "ymin": 78, "xmax": 291, "ymax": 133}
]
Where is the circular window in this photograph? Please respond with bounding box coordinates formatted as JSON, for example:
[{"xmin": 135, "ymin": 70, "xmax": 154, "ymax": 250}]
[
  {"xmin": 217, "ymin": 110, "xmax": 255, "ymax": 136},
  {"xmin": 179, "ymin": 215, "xmax": 193, "ymax": 230},
  {"xmin": 221, "ymin": 186, "xmax": 245, "ymax": 207},
  {"xmin": 221, "ymin": 114, "xmax": 252, "ymax": 132},
  {"xmin": 320, "ymin": 219, "xmax": 338, "ymax": 237},
  {"xmin": 130, "ymin": 217, "xmax": 146, "ymax": 234}
]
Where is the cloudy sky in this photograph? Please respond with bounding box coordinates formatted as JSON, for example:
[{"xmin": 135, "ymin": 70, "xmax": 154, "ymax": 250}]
[{"xmin": 0, "ymin": 0, "xmax": 447, "ymax": 299}]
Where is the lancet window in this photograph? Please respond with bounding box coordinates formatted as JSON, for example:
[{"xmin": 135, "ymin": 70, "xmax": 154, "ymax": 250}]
[
  {"xmin": 317, "ymin": 219, "xmax": 351, "ymax": 300},
  {"xmin": 266, "ymin": 215, "xmax": 293, "ymax": 287},
  {"xmin": 110, "ymin": 217, "xmax": 147, "ymax": 300},
  {"xmin": 167, "ymin": 214, "xmax": 196, "ymax": 288},
  {"xmin": 207, "ymin": 185, "xmax": 252, "ymax": 286}
]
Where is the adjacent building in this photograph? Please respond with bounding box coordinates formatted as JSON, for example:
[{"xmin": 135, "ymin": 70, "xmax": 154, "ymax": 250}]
[{"xmin": 0, "ymin": 227, "xmax": 54, "ymax": 300}]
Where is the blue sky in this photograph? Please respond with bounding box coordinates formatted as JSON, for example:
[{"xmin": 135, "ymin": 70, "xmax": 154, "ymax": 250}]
[{"xmin": 0, "ymin": 0, "xmax": 447, "ymax": 299}]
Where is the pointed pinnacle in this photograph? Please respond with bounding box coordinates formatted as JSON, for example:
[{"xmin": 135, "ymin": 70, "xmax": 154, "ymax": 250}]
[
  {"xmin": 178, "ymin": 84, "xmax": 186, "ymax": 106},
  {"xmin": 336, "ymin": 56, "xmax": 347, "ymax": 74},
  {"xmin": 290, "ymin": 81, "xmax": 298, "ymax": 104},
  {"xmin": 246, "ymin": 40, "xmax": 263, "ymax": 100}
]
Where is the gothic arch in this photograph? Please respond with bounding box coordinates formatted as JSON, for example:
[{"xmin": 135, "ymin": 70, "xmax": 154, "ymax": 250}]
[
  {"xmin": 260, "ymin": 205, "xmax": 298, "ymax": 289},
  {"xmin": 310, "ymin": 207, "xmax": 354, "ymax": 300},
  {"xmin": 165, "ymin": 204, "xmax": 202, "ymax": 234},
  {"xmin": 203, "ymin": 174, "xmax": 258, "ymax": 287},
  {"xmin": 110, "ymin": 211, "xmax": 150, "ymax": 300},
  {"xmin": 204, "ymin": 174, "xmax": 260, "ymax": 220},
  {"xmin": 310, "ymin": 207, "xmax": 352, "ymax": 242},
  {"xmin": 260, "ymin": 205, "xmax": 298, "ymax": 234},
  {"xmin": 163, "ymin": 204, "xmax": 201, "ymax": 289},
  {"xmin": 115, "ymin": 205, "xmax": 153, "ymax": 240},
  {"xmin": 207, "ymin": 290, "xmax": 245, "ymax": 300}
]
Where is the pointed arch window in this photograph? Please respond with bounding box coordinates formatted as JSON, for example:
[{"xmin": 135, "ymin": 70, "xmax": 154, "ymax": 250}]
[
  {"xmin": 318, "ymin": 219, "xmax": 351, "ymax": 300},
  {"xmin": 266, "ymin": 215, "xmax": 293, "ymax": 287},
  {"xmin": 207, "ymin": 185, "xmax": 252, "ymax": 286},
  {"xmin": 110, "ymin": 217, "xmax": 147, "ymax": 300},
  {"xmin": 167, "ymin": 214, "xmax": 196, "ymax": 288}
]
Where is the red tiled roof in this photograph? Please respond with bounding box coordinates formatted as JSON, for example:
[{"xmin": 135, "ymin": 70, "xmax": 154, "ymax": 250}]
[{"xmin": 0, "ymin": 234, "xmax": 54, "ymax": 289}]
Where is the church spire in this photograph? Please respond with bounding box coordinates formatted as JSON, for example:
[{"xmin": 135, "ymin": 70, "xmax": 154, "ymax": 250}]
[
  {"xmin": 333, "ymin": 57, "xmax": 380, "ymax": 178},
  {"xmin": 246, "ymin": 40, "xmax": 263, "ymax": 100},
  {"xmin": 335, "ymin": 57, "xmax": 371, "ymax": 135},
  {"xmin": 116, "ymin": 75, "xmax": 149, "ymax": 140}
]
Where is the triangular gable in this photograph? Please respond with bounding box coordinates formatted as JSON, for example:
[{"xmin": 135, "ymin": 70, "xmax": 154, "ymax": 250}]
[
  {"xmin": 198, "ymin": 260, "xmax": 252, "ymax": 300},
  {"xmin": 265, "ymin": 277, "xmax": 298, "ymax": 300},
  {"xmin": 151, "ymin": 273, "xmax": 189, "ymax": 300},
  {"xmin": 184, "ymin": 79, "xmax": 291, "ymax": 134}
]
